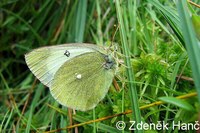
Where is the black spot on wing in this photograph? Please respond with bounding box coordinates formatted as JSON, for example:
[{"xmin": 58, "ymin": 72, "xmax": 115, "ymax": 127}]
[{"xmin": 64, "ymin": 50, "xmax": 70, "ymax": 57}]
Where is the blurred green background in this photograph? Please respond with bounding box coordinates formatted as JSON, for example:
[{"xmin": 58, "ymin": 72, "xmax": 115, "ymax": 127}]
[{"xmin": 1, "ymin": 0, "xmax": 200, "ymax": 132}]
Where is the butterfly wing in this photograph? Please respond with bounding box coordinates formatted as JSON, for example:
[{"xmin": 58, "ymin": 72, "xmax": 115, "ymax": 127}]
[
  {"xmin": 25, "ymin": 43, "xmax": 100, "ymax": 87},
  {"xmin": 50, "ymin": 51, "xmax": 115, "ymax": 111}
]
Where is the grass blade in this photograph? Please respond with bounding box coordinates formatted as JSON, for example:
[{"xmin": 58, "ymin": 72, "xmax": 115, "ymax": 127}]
[
  {"xmin": 115, "ymin": 0, "xmax": 142, "ymax": 132},
  {"xmin": 177, "ymin": 0, "xmax": 200, "ymax": 102},
  {"xmin": 159, "ymin": 97, "xmax": 195, "ymax": 111}
]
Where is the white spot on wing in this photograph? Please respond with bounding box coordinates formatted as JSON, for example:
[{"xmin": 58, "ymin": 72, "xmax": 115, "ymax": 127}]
[{"xmin": 75, "ymin": 73, "xmax": 82, "ymax": 80}]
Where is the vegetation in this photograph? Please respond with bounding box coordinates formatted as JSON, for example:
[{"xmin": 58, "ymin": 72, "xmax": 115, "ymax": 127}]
[{"xmin": 0, "ymin": 0, "xmax": 200, "ymax": 132}]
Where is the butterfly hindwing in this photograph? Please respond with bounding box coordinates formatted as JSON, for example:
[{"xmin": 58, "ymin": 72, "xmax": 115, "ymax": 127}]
[
  {"xmin": 25, "ymin": 44, "xmax": 100, "ymax": 87},
  {"xmin": 50, "ymin": 52, "xmax": 115, "ymax": 111}
]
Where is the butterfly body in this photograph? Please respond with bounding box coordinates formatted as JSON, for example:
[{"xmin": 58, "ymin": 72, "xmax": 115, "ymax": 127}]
[{"xmin": 25, "ymin": 43, "xmax": 116, "ymax": 111}]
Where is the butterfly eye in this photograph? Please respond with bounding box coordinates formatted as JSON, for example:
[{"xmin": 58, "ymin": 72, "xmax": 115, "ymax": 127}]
[{"xmin": 64, "ymin": 50, "xmax": 70, "ymax": 57}]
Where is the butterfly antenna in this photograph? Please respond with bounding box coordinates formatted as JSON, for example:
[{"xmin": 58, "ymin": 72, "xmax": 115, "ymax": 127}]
[{"xmin": 110, "ymin": 23, "xmax": 120, "ymax": 49}]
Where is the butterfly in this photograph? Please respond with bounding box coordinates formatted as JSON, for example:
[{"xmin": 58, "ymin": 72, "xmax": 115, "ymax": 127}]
[{"xmin": 25, "ymin": 43, "xmax": 117, "ymax": 111}]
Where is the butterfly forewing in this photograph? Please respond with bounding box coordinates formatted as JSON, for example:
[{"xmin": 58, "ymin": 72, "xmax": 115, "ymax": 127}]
[
  {"xmin": 50, "ymin": 52, "xmax": 115, "ymax": 111},
  {"xmin": 25, "ymin": 44, "xmax": 98, "ymax": 87}
]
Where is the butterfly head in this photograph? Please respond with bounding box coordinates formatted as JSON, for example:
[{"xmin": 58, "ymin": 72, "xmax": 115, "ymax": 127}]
[{"xmin": 103, "ymin": 55, "xmax": 116, "ymax": 70}]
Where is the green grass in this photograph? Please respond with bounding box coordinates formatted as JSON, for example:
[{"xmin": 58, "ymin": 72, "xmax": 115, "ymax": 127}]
[{"xmin": 1, "ymin": 0, "xmax": 200, "ymax": 132}]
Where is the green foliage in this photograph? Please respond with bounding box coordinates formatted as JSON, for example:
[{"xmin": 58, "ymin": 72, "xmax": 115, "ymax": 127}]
[
  {"xmin": 132, "ymin": 53, "xmax": 170, "ymax": 98},
  {"xmin": 192, "ymin": 14, "xmax": 200, "ymax": 40},
  {"xmin": 1, "ymin": 0, "xmax": 200, "ymax": 132}
]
